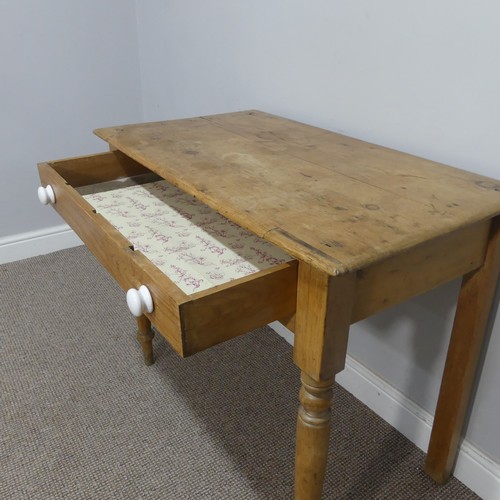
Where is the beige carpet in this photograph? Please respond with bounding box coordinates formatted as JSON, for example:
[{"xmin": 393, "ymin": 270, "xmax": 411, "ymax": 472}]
[{"xmin": 0, "ymin": 246, "xmax": 479, "ymax": 499}]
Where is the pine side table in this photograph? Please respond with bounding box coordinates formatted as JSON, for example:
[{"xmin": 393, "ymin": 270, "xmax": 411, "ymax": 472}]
[{"xmin": 38, "ymin": 110, "xmax": 500, "ymax": 499}]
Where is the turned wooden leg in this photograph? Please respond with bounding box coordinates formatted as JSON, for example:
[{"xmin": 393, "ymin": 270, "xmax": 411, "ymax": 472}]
[
  {"xmin": 293, "ymin": 263, "xmax": 356, "ymax": 499},
  {"xmin": 295, "ymin": 372, "xmax": 335, "ymax": 500},
  {"xmin": 136, "ymin": 315, "xmax": 155, "ymax": 366},
  {"xmin": 425, "ymin": 217, "xmax": 500, "ymax": 483}
]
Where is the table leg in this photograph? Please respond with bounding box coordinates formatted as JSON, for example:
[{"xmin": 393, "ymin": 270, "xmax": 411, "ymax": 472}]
[
  {"xmin": 295, "ymin": 372, "xmax": 335, "ymax": 500},
  {"xmin": 293, "ymin": 262, "xmax": 356, "ymax": 499},
  {"xmin": 136, "ymin": 315, "xmax": 155, "ymax": 366},
  {"xmin": 425, "ymin": 217, "xmax": 500, "ymax": 483}
]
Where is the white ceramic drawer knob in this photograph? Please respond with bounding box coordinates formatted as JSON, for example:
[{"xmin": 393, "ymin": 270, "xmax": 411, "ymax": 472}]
[
  {"xmin": 126, "ymin": 285, "xmax": 154, "ymax": 317},
  {"xmin": 37, "ymin": 185, "xmax": 56, "ymax": 205}
]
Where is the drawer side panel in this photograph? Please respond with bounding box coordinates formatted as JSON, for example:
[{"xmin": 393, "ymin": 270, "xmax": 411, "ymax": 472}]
[{"xmin": 38, "ymin": 162, "xmax": 186, "ymax": 355}]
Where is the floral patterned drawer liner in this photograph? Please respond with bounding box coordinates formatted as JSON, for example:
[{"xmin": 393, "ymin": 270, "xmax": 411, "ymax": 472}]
[{"xmin": 80, "ymin": 179, "xmax": 291, "ymax": 294}]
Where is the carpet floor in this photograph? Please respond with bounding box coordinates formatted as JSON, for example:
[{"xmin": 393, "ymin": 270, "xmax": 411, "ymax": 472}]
[{"xmin": 0, "ymin": 246, "xmax": 479, "ymax": 499}]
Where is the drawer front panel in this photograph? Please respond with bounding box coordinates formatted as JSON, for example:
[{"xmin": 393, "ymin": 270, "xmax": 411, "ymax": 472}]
[
  {"xmin": 38, "ymin": 152, "xmax": 298, "ymax": 357},
  {"xmin": 182, "ymin": 262, "xmax": 298, "ymax": 355}
]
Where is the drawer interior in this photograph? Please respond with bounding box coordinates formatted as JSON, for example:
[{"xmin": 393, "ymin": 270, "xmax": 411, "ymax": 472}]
[{"xmin": 77, "ymin": 176, "xmax": 292, "ymax": 295}]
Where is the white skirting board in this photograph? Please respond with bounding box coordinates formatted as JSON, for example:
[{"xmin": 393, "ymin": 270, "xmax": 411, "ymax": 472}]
[
  {"xmin": 269, "ymin": 321, "xmax": 500, "ymax": 500},
  {"xmin": 1, "ymin": 228, "xmax": 498, "ymax": 499},
  {"xmin": 0, "ymin": 224, "xmax": 82, "ymax": 265}
]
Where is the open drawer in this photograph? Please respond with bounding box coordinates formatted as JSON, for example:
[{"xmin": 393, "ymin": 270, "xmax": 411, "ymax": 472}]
[{"xmin": 38, "ymin": 151, "xmax": 297, "ymax": 356}]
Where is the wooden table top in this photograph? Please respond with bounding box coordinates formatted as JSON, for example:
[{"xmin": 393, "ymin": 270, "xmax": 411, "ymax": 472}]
[{"xmin": 95, "ymin": 110, "xmax": 500, "ymax": 276}]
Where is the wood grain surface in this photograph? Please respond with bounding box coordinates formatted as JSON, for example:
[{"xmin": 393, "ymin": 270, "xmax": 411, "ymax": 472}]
[{"xmin": 95, "ymin": 110, "xmax": 500, "ymax": 277}]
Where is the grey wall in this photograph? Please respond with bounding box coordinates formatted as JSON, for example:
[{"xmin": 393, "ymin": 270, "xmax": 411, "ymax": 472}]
[
  {"xmin": 0, "ymin": 0, "xmax": 142, "ymax": 237},
  {"xmin": 135, "ymin": 0, "xmax": 500, "ymax": 462}
]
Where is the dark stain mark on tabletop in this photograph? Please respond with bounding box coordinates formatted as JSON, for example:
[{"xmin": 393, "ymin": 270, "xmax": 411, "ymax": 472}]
[
  {"xmin": 256, "ymin": 131, "xmax": 277, "ymax": 140},
  {"xmin": 475, "ymin": 180, "xmax": 500, "ymax": 191},
  {"xmin": 323, "ymin": 241, "xmax": 345, "ymax": 249},
  {"xmin": 272, "ymin": 229, "xmax": 348, "ymax": 272}
]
